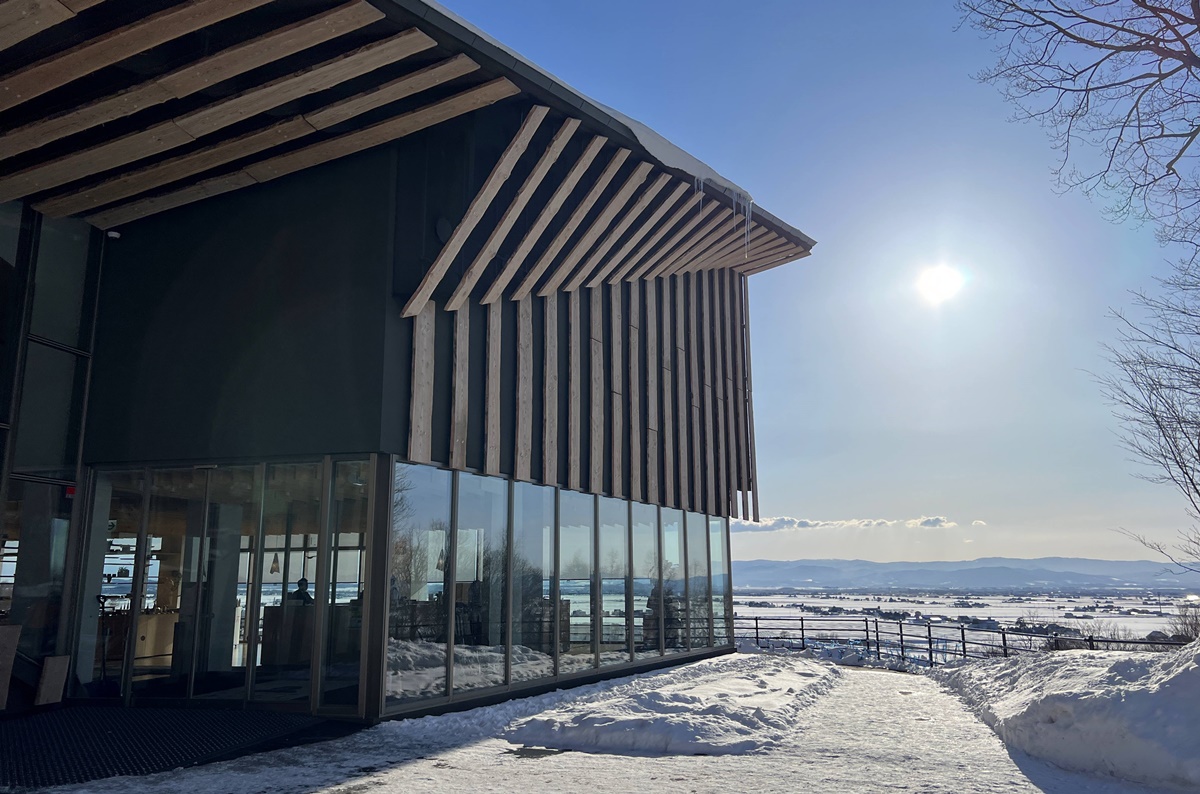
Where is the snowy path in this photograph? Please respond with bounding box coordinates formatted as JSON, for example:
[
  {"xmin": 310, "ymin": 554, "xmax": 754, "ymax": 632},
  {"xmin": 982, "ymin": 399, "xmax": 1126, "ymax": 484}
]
[{"xmin": 53, "ymin": 657, "xmax": 1176, "ymax": 794}]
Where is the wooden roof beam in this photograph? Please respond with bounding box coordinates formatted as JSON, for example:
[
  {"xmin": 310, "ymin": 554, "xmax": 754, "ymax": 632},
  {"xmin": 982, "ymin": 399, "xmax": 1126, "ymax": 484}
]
[
  {"xmin": 645, "ymin": 206, "xmax": 733, "ymax": 279},
  {"xmin": 725, "ymin": 239, "xmax": 797, "ymax": 271},
  {"xmin": 511, "ymin": 147, "xmax": 629, "ymax": 300},
  {"xmin": 662, "ymin": 213, "xmax": 748, "ymax": 277},
  {"xmin": 684, "ymin": 224, "xmax": 771, "ymax": 274},
  {"xmin": 738, "ymin": 248, "xmax": 811, "ymax": 276},
  {"xmin": 577, "ymin": 172, "xmax": 672, "ymax": 289},
  {"xmin": 0, "ymin": 0, "xmax": 103, "ymax": 53},
  {"xmin": 625, "ymin": 199, "xmax": 719, "ymax": 282},
  {"xmin": 604, "ymin": 189, "xmax": 698, "ymax": 284},
  {"xmin": 87, "ymin": 78, "xmax": 521, "ymax": 229},
  {"xmin": 698, "ymin": 228, "xmax": 780, "ymax": 270},
  {"xmin": 480, "ymin": 134, "xmax": 606, "ymax": 305},
  {"xmin": 0, "ymin": 2, "xmax": 385, "ymax": 161},
  {"xmin": 0, "ymin": 0, "xmax": 274, "ymax": 113},
  {"xmin": 400, "ymin": 102, "xmax": 547, "ymax": 317},
  {"xmin": 592, "ymin": 181, "xmax": 688, "ymax": 286},
  {"xmin": 444, "ymin": 116, "xmax": 580, "ymax": 312}
]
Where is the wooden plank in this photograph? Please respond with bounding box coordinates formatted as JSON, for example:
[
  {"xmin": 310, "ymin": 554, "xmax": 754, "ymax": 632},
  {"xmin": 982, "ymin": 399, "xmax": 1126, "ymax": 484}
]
[
  {"xmin": 590, "ymin": 287, "xmax": 604, "ymax": 494},
  {"xmin": 721, "ymin": 238, "xmax": 794, "ymax": 270},
  {"xmin": 643, "ymin": 279, "xmax": 662, "ymax": 503},
  {"xmin": 660, "ymin": 210, "xmax": 742, "ymax": 277},
  {"xmin": 733, "ymin": 247, "xmax": 805, "ymax": 275},
  {"xmin": 741, "ymin": 274, "xmax": 760, "ymax": 521},
  {"xmin": 555, "ymin": 160, "xmax": 656, "ymax": 293},
  {"xmin": 627, "ymin": 200, "xmax": 720, "ymax": 282},
  {"xmin": 58, "ymin": 0, "xmax": 103, "ymax": 11},
  {"xmin": 399, "ymin": 99, "xmax": 543, "ymax": 317},
  {"xmin": 515, "ymin": 295, "xmax": 533, "ymax": 481},
  {"xmin": 657, "ymin": 276, "xmax": 674, "ymax": 507},
  {"xmin": 86, "ymin": 171, "xmax": 256, "ymax": 229},
  {"xmin": 609, "ymin": 282, "xmax": 624, "ymax": 499},
  {"xmin": 447, "ymin": 117, "xmax": 580, "ymax": 311},
  {"xmin": 629, "ymin": 282, "xmax": 643, "ymax": 503},
  {"xmin": 175, "ymin": 29, "xmax": 437, "ymax": 138},
  {"xmin": 0, "ymin": 0, "xmax": 74, "ymax": 53},
  {"xmin": 0, "ymin": 624, "xmax": 20, "ymax": 709},
  {"xmin": 600, "ymin": 182, "xmax": 689, "ymax": 285},
  {"xmin": 513, "ymin": 147, "xmax": 630, "ymax": 300},
  {"xmin": 721, "ymin": 270, "xmax": 739, "ymax": 518},
  {"xmin": 542, "ymin": 294, "xmax": 559, "ymax": 486},
  {"xmin": 645, "ymin": 206, "xmax": 732, "ymax": 279},
  {"xmin": 408, "ymin": 302, "xmax": 436, "ymax": 464},
  {"xmin": 674, "ymin": 277, "xmax": 691, "ymax": 510},
  {"xmin": 38, "ymin": 116, "xmax": 317, "ymax": 217},
  {"xmin": 730, "ymin": 270, "xmax": 749, "ymax": 506},
  {"xmin": 305, "ymin": 53, "xmax": 478, "ymax": 130},
  {"xmin": 581, "ymin": 173, "xmax": 672, "ymax": 289},
  {"xmin": 740, "ymin": 249, "xmax": 811, "ymax": 276},
  {"xmin": 700, "ymin": 272, "xmax": 718, "ymax": 516},
  {"xmin": 450, "ymin": 308, "xmax": 470, "ymax": 470},
  {"xmin": 691, "ymin": 225, "xmax": 772, "ymax": 272},
  {"xmin": 688, "ymin": 274, "xmax": 704, "ymax": 513},
  {"xmin": 567, "ymin": 290, "xmax": 581, "ymax": 491},
  {"xmin": 485, "ymin": 302, "xmax": 502, "ymax": 475},
  {"xmin": 482, "ymin": 136, "xmax": 606, "ymax": 305},
  {"xmin": 675, "ymin": 219, "xmax": 754, "ymax": 274},
  {"xmin": 34, "ymin": 655, "xmax": 70, "ymax": 706},
  {"xmin": 0, "ymin": 0, "xmax": 273, "ymax": 113}
]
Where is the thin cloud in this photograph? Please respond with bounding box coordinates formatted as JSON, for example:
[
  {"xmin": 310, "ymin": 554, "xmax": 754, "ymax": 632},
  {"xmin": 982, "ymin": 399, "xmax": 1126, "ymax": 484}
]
[
  {"xmin": 972, "ymin": 520, "xmax": 987, "ymax": 526},
  {"xmin": 734, "ymin": 515, "xmax": 961, "ymax": 533},
  {"xmin": 904, "ymin": 516, "xmax": 958, "ymax": 529}
]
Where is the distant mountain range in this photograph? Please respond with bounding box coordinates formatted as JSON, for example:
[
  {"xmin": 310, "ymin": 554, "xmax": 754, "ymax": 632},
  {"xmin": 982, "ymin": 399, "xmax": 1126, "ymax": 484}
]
[{"xmin": 732, "ymin": 557, "xmax": 1200, "ymax": 591}]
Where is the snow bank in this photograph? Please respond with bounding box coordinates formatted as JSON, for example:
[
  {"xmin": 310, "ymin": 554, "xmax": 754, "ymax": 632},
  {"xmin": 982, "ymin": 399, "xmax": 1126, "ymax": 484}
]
[
  {"xmin": 931, "ymin": 641, "xmax": 1200, "ymax": 789},
  {"xmin": 505, "ymin": 654, "xmax": 839, "ymax": 756}
]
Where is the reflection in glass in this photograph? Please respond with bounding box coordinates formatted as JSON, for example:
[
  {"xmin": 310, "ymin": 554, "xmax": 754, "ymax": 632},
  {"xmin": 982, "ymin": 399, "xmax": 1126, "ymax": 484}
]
[
  {"xmin": 1, "ymin": 479, "xmax": 71, "ymax": 658},
  {"xmin": 74, "ymin": 471, "xmax": 144, "ymax": 697},
  {"xmin": 30, "ymin": 215, "xmax": 92, "ymax": 349},
  {"xmin": 0, "ymin": 201, "xmax": 22, "ymax": 425},
  {"xmin": 686, "ymin": 512, "xmax": 712, "ymax": 648},
  {"xmin": 511, "ymin": 482, "xmax": 556, "ymax": 682},
  {"xmin": 660, "ymin": 508, "xmax": 686, "ymax": 653},
  {"xmin": 709, "ymin": 517, "xmax": 731, "ymax": 645},
  {"xmin": 252, "ymin": 462, "xmax": 322, "ymax": 703},
  {"xmin": 11, "ymin": 341, "xmax": 86, "ymax": 479},
  {"xmin": 558, "ymin": 490, "xmax": 594, "ymax": 673},
  {"xmin": 387, "ymin": 463, "xmax": 451, "ymax": 705},
  {"xmin": 192, "ymin": 465, "xmax": 261, "ymax": 700},
  {"xmin": 453, "ymin": 472, "xmax": 508, "ymax": 692},
  {"xmin": 631, "ymin": 502, "xmax": 661, "ymax": 659},
  {"xmin": 598, "ymin": 497, "xmax": 629, "ymax": 666},
  {"xmin": 131, "ymin": 468, "xmax": 207, "ymax": 697},
  {"xmin": 320, "ymin": 460, "xmax": 369, "ymax": 708}
]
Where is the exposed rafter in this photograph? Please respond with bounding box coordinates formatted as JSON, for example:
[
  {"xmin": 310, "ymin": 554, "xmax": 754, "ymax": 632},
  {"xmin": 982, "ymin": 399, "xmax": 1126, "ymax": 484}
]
[
  {"xmin": 604, "ymin": 187, "xmax": 694, "ymax": 284},
  {"xmin": 0, "ymin": 0, "xmax": 105, "ymax": 52},
  {"xmin": 556, "ymin": 160, "xmax": 655, "ymax": 293},
  {"xmin": 646, "ymin": 206, "xmax": 733, "ymax": 279},
  {"xmin": 575, "ymin": 172, "xmax": 672, "ymax": 290},
  {"xmin": 625, "ymin": 200, "xmax": 719, "ymax": 282},
  {"xmin": 591, "ymin": 181, "xmax": 688, "ymax": 287}
]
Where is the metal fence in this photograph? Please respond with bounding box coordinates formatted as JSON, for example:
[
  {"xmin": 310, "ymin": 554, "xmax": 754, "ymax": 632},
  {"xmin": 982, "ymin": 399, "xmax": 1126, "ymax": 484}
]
[{"xmin": 733, "ymin": 614, "xmax": 1189, "ymax": 668}]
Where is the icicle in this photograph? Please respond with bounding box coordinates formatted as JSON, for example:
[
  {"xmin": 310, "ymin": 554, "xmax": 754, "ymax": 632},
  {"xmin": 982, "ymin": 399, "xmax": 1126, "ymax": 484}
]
[{"xmin": 744, "ymin": 198, "xmax": 753, "ymax": 259}]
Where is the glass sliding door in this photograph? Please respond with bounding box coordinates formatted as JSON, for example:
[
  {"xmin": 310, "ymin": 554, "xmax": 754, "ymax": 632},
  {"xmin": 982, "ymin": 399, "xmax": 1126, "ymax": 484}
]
[
  {"xmin": 598, "ymin": 497, "xmax": 629, "ymax": 666},
  {"xmin": 558, "ymin": 490, "xmax": 594, "ymax": 674},
  {"xmin": 252, "ymin": 462, "xmax": 322, "ymax": 704},
  {"xmin": 631, "ymin": 502, "xmax": 661, "ymax": 659},
  {"xmin": 130, "ymin": 468, "xmax": 207, "ymax": 698},
  {"xmin": 386, "ymin": 462, "xmax": 451, "ymax": 707},
  {"xmin": 452, "ymin": 472, "xmax": 508, "ymax": 692},
  {"xmin": 511, "ymin": 482, "xmax": 555, "ymax": 683},
  {"xmin": 660, "ymin": 508, "xmax": 686, "ymax": 654},
  {"xmin": 319, "ymin": 460, "xmax": 369, "ymax": 710},
  {"xmin": 685, "ymin": 512, "xmax": 711, "ymax": 649}
]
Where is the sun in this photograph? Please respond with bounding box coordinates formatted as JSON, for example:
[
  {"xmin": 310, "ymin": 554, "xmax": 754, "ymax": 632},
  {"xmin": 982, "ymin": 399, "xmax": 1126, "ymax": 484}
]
[{"xmin": 916, "ymin": 265, "xmax": 965, "ymax": 306}]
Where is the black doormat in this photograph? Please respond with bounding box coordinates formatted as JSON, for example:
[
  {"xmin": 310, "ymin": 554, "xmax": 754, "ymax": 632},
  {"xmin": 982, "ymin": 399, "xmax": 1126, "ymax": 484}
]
[{"xmin": 0, "ymin": 706, "xmax": 360, "ymax": 791}]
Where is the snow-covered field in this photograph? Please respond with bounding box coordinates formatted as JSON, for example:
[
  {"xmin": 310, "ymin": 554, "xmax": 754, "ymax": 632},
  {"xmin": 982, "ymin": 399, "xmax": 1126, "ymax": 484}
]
[{"xmin": 49, "ymin": 645, "xmax": 1200, "ymax": 794}]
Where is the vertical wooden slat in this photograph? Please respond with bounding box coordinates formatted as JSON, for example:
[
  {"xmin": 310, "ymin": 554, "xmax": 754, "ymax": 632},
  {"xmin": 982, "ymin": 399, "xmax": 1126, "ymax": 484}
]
[
  {"xmin": 676, "ymin": 278, "xmax": 693, "ymax": 511},
  {"xmin": 450, "ymin": 308, "xmax": 470, "ymax": 469},
  {"xmin": 642, "ymin": 280, "xmax": 656, "ymax": 505},
  {"xmin": 731, "ymin": 272, "xmax": 750, "ymax": 510},
  {"xmin": 700, "ymin": 272, "xmax": 719, "ymax": 516},
  {"xmin": 590, "ymin": 287, "xmax": 605, "ymax": 494},
  {"xmin": 629, "ymin": 282, "xmax": 644, "ymax": 503},
  {"xmin": 543, "ymin": 294, "xmax": 559, "ymax": 486},
  {"xmin": 609, "ymin": 283, "xmax": 625, "ymax": 499},
  {"xmin": 741, "ymin": 274, "xmax": 761, "ymax": 521},
  {"xmin": 721, "ymin": 270, "xmax": 740, "ymax": 518},
  {"xmin": 516, "ymin": 295, "xmax": 533, "ymax": 481},
  {"xmin": 485, "ymin": 302, "xmax": 502, "ymax": 475},
  {"xmin": 689, "ymin": 274, "xmax": 706, "ymax": 514},
  {"xmin": 568, "ymin": 291, "xmax": 582, "ymax": 491},
  {"xmin": 408, "ymin": 302, "xmax": 436, "ymax": 463},
  {"xmin": 670, "ymin": 277, "xmax": 687, "ymax": 510},
  {"xmin": 660, "ymin": 279, "xmax": 676, "ymax": 508}
]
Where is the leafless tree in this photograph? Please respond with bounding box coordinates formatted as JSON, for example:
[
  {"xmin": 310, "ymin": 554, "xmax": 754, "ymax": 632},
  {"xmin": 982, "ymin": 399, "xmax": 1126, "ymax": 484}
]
[{"xmin": 961, "ymin": 1, "xmax": 1200, "ymax": 572}]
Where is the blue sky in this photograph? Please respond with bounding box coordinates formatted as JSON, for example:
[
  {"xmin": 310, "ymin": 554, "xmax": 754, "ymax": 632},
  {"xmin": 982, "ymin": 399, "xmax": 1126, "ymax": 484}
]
[{"xmin": 437, "ymin": 0, "xmax": 1192, "ymax": 561}]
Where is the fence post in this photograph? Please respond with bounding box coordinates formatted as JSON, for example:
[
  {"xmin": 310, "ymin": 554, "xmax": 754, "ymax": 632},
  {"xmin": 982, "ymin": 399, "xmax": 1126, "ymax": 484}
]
[
  {"xmin": 1088, "ymin": 635, "xmax": 1095, "ymax": 651},
  {"xmin": 800, "ymin": 616, "xmax": 806, "ymax": 650},
  {"xmin": 754, "ymin": 616, "xmax": 760, "ymax": 647},
  {"xmin": 927, "ymin": 622, "xmax": 934, "ymax": 668},
  {"xmin": 961, "ymin": 625, "xmax": 968, "ymax": 658},
  {"xmin": 1002, "ymin": 629, "xmax": 1008, "ymax": 658},
  {"xmin": 898, "ymin": 622, "xmax": 905, "ymax": 662},
  {"xmin": 864, "ymin": 617, "xmax": 870, "ymax": 656},
  {"xmin": 874, "ymin": 619, "xmax": 881, "ymax": 660}
]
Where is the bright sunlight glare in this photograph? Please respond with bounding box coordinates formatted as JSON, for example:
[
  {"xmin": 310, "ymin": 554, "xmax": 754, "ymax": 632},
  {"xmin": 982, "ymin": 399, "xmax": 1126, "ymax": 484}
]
[{"xmin": 916, "ymin": 265, "xmax": 965, "ymax": 306}]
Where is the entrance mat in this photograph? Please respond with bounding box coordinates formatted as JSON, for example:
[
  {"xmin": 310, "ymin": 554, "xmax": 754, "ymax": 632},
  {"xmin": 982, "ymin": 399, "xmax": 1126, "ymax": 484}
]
[{"xmin": 0, "ymin": 706, "xmax": 360, "ymax": 791}]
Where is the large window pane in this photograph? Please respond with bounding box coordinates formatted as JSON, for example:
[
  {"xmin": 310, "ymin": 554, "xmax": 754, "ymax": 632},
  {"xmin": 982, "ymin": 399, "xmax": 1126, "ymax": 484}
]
[
  {"xmin": 29, "ymin": 216, "xmax": 92, "ymax": 349},
  {"xmin": 452, "ymin": 472, "xmax": 508, "ymax": 692},
  {"xmin": 558, "ymin": 490, "xmax": 594, "ymax": 673},
  {"xmin": 252, "ymin": 462, "xmax": 322, "ymax": 704},
  {"xmin": 686, "ymin": 512, "xmax": 712, "ymax": 648},
  {"xmin": 710, "ymin": 517, "xmax": 731, "ymax": 646},
  {"xmin": 320, "ymin": 460, "xmax": 369, "ymax": 709},
  {"xmin": 11, "ymin": 341, "xmax": 86, "ymax": 479},
  {"xmin": 660, "ymin": 508, "xmax": 686, "ymax": 653},
  {"xmin": 0, "ymin": 201, "xmax": 23, "ymax": 425},
  {"xmin": 631, "ymin": 502, "xmax": 661, "ymax": 659},
  {"xmin": 598, "ymin": 497, "xmax": 629, "ymax": 666},
  {"xmin": 387, "ymin": 463, "xmax": 451, "ymax": 706},
  {"xmin": 511, "ymin": 482, "xmax": 555, "ymax": 682},
  {"xmin": 1, "ymin": 479, "xmax": 71, "ymax": 658}
]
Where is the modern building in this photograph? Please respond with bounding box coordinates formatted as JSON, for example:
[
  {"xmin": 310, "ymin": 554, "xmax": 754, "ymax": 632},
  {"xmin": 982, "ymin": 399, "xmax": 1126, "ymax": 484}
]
[{"xmin": 0, "ymin": 0, "xmax": 814, "ymax": 722}]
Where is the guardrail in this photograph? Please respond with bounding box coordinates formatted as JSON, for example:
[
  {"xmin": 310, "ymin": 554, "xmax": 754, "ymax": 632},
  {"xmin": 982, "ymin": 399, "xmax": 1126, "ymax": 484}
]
[{"xmin": 733, "ymin": 614, "xmax": 1189, "ymax": 667}]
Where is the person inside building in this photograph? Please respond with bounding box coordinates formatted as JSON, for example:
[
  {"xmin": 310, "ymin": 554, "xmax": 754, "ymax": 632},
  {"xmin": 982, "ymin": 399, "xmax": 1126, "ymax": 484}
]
[{"xmin": 288, "ymin": 577, "xmax": 314, "ymax": 605}]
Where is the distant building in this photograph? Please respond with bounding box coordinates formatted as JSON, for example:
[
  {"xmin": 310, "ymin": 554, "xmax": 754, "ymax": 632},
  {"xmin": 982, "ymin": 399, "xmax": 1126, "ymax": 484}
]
[{"xmin": 0, "ymin": 0, "xmax": 813, "ymax": 721}]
